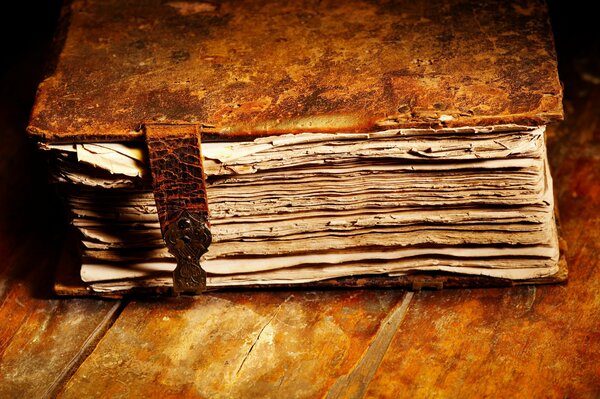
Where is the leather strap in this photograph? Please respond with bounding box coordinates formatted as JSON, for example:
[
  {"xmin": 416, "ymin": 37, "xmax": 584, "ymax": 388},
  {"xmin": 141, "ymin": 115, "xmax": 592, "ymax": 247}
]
[{"xmin": 145, "ymin": 124, "xmax": 211, "ymax": 295}]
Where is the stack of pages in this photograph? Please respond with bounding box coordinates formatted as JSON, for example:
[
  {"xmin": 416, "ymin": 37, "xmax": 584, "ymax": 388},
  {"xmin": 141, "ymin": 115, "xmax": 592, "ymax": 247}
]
[{"xmin": 43, "ymin": 124, "xmax": 560, "ymax": 293}]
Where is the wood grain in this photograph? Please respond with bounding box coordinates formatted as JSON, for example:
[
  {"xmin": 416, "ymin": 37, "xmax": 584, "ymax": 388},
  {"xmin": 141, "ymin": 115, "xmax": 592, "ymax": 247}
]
[{"xmin": 57, "ymin": 291, "xmax": 406, "ymax": 398}]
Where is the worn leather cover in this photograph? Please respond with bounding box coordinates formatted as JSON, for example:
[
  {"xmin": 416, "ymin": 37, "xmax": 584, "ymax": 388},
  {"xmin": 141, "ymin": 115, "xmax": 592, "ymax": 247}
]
[{"xmin": 27, "ymin": 0, "xmax": 563, "ymax": 142}]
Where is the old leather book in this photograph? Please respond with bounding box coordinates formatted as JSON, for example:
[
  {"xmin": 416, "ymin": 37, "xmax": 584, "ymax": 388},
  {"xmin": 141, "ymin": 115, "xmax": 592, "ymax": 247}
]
[{"xmin": 28, "ymin": 0, "xmax": 567, "ymax": 296}]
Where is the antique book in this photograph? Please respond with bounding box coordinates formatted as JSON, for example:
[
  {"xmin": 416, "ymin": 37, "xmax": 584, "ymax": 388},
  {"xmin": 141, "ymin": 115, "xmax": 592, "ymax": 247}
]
[{"xmin": 28, "ymin": 0, "xmax": 567, "ymax": 296}]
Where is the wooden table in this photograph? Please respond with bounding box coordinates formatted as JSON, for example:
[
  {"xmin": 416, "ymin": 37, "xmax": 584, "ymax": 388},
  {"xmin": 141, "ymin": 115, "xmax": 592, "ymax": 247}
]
[{"xmin": 1, "ymin": 3, "xmax": 599, "ymax": 397}]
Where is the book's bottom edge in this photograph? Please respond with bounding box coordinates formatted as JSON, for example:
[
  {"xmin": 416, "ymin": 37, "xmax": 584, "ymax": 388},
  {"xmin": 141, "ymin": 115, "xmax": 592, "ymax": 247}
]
[{"xmin": 53, "ymin": 228, "xmax": 569, "ymax": 299}]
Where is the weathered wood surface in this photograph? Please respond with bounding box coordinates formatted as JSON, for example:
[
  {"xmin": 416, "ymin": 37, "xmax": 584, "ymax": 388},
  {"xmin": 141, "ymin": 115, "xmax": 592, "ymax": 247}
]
[
  {"xmin": 2, "ymin": 2, "xmax": 600, "ymax": 398},
  {"xmin": 57, "ymin": 291, "xmax": 408, "ymax": 398}
]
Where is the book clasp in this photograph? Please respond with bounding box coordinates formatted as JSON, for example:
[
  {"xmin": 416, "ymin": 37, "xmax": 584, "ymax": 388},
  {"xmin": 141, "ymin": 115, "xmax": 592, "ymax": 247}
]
[
  {"xmin": 145, "ymin": 124, "xmax": 212, "ymax": 295},
  {"xmin": 164, "ymin": 211, "xmax": 211, "ymax": 295}
]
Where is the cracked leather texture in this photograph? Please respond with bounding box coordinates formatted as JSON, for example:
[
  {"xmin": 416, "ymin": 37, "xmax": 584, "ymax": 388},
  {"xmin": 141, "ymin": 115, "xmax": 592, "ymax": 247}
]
[
  {"xmin": 28, "ymin": 0, "xmax": 563, "ymax": 142},
  {"xmin": 146, "ymin": 124, "xmax": 211, "ymax": 293},
  {"xmin": 146, "ymin": 124, "xmax": 210, "ymax": 229}
]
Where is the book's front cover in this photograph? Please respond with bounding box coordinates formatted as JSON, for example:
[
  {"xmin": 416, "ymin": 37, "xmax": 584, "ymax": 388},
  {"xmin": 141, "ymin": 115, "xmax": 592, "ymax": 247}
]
[{"xmin": 28, "ymin": 0, "xmax": 563, "ymax": 142}]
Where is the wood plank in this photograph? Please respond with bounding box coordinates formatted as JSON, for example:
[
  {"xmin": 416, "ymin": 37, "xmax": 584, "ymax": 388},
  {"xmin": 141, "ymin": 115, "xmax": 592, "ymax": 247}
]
[
  {"xmin": 0, "ymin": 285, "xmax": 122, "ymax": 398},
  {"xmin": 362, "ymin": 87, "xmax": 600, "ymax": 398},
  {"xmin": 57, "ymin": 290, "xmax": 406, "ymax": 398},
  {"xmin": 325, "ymin": 292, "xmax": 414, "ymax": 399}
]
